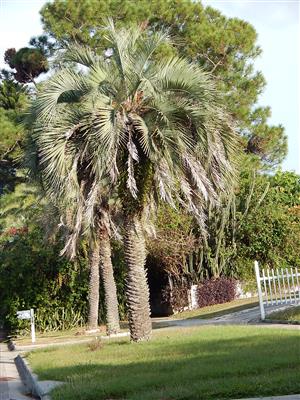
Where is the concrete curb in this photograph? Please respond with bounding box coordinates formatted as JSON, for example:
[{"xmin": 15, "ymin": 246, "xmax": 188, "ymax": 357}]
[
  {"xmin": 14, "ymin": 354, "xmax": 62, "ymax": 400},
  {"xmin": 15, "ymin": 354, "xmax": 45, "ymax": 398}
]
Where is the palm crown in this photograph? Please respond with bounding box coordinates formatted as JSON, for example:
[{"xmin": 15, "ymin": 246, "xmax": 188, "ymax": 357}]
[{"xmin": 30, "ymin": 22, "xmax": 237, "ymax": 232}]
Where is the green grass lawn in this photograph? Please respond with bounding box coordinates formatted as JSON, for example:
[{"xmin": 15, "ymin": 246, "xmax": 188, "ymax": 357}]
[
  {"xmin": 28, "ymin": 325, "xmax": 300, "ymax": 400},
  {"xmin": 169, "ymin": 297, "xmax": 258, "ymax": 320},
  {"xmin": 267, "ymin": 305, "xmax": 300, "ymax": 323}
]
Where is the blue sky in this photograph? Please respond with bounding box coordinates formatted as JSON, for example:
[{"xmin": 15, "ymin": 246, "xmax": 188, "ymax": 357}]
[
  {"xmin": 203, "ymin": 0, "xmax": 300, "ymax": 173},
  {"xmin": 0, "ymin": 0, "xmax": 299, "ymax": 173}
]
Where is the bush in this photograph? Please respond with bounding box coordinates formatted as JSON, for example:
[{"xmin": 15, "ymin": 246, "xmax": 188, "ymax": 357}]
[
  {"xmin": 162, "ymin": 282, "xmax": 189, "ymax": 313},
  {"xmin": 196, "ymin": 277, "xmax": 237, "ymax": 308},
  {"xmin": 0, "ymin": 226, "xmax": 128, "ymax": 334},
  {"xmin": 34, "ymin": 307, "xmax": 86, "ymax": 333},
  {"xmin": 88, "ymin": 338, "xmax": 103, "ymax": 352},
  {"xmin": 147, "ymin": 204, "xmax": 198, "ymax": 280},
  {"xmin": 0, "ymin": 226, "xmax": 89, "ymax": 333}
]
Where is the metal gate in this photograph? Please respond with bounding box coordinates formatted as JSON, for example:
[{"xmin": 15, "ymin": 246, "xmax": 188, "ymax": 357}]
[{"xmin": 254, "ymin": 261, "xmax": 300, "ymax": 320}]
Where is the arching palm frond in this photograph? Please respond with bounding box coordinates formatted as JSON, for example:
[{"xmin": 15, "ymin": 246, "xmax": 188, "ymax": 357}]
[
  {"xmin": 31, "ymin": 69, "xmax": 90, "ymax": 123},
  {"xmin": 63, "ymin": 44, "xmax": 99, "ymax": 67}
]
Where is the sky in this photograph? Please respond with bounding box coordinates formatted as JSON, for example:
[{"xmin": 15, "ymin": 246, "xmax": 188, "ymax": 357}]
[
  {"xmin": 203, "ymin": 0, "xmax": 300, "ymax": 173},
  {"xmin": 0, "ymin": 0, "xmax": 299, "ymax": 173}
]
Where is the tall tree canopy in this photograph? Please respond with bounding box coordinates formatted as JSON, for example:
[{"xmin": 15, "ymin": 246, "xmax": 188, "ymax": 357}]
[
  {"xmin": 0, "ymin": 72, "xmax": 29, "ymax": 192},
  {"xmin": 40, "ymin": 0, "xmax": 287, "ymax": 169},
  {"xmin": 4, "ymin": 46, "xmax": 48, "ymax": 85}
]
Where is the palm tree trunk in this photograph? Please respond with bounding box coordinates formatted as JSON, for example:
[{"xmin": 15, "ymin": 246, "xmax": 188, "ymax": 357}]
[
  {"xmin": 99, "ymin": 230, "xmax": 120, "ymax": 335},
  {"xmin": 123, "ymin": 216, "xmax": 152, "ymax": 341},
  {"xmin": 87, "ymin": 240, "xmax": 100, "ymax": 331}
]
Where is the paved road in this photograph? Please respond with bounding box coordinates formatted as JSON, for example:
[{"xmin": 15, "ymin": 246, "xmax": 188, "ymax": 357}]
[{"xmin": 153, "ymin": 304, "xmax": 300, "ymax": 328}]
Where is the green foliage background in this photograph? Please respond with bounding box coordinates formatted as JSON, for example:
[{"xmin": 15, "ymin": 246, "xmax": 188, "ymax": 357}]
[
  {"xmin": 0, "ymin": 226, "xmax": 88, "ymax": 331},
  {"xmin": 0, "ymin": 225, "xmax": 128, "ymax": 331}
]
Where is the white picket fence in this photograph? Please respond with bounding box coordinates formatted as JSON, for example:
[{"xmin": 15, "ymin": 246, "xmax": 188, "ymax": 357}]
[{"xmin": 254, "ymin": 261, "xmax": 300, "ymax": 320}]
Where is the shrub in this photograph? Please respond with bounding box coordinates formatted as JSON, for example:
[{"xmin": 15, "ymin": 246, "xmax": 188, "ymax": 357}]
[
  {"xmin": 0, "ymin": 226, "xmax": 128, "ymax": 334},
  {"xmin": 88, "ymin": 338, "xmax": 103, "ymax": 352},
  {"xmin": 35, "ymin": 307, "xmax": 86, "ymax": 333},
  {"xmin": 196, "ymin": 277, "xmax": 237, "ymax": 308},
  {"xmin": 147, "ymin": 204, "xmax": 198, "ymax": 280},
  {"xmin": 0, "ymin": 226, "xmax": 89, "ymax": 333},
  {"xmin": 162, "ymin": 282, "xmax": 190, "ymax": 313}
]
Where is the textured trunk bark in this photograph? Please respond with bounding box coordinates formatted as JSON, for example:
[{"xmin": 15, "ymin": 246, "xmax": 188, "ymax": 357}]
[
  {"xmin": 124, "ymin": 216, "xmax": 152, "ymax": 341},
  {"xmin": 87, "ymin": 241, "xmax": 100, "ymax": 330},
  {"xmin": 99, "ymin": 230, "xmax": 120, "ymax": 335}
]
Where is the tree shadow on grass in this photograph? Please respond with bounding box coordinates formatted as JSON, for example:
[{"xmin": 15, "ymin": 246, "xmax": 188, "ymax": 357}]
[{"xmin": 33, "ymin": 330, "xmax": 300, "ymax": 400}]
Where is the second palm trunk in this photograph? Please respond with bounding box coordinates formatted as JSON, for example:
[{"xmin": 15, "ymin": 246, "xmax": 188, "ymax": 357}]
[
  {"xmin": 87, "ymin": 241, "xmax": 100, "ymax": 330},
  {"xmin": 124, "ymin": 216, "xmax": 152, "ymax": 341},
  {"xmin": 99, "ymin": 230, "xmax": 120, "ymax": 335}
]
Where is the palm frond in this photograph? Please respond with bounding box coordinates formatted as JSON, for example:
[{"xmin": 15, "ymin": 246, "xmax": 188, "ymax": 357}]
[
  {"xmin": 63, "ymin": 44, "xmax": 99, "ymax": 67},
  {"xmin": 28, "ymin": 21, "xmax": 239, "ymax": 247},
  {"xmin": 32, "ymin": 69, "xmax": 90, "ymax": 122}
]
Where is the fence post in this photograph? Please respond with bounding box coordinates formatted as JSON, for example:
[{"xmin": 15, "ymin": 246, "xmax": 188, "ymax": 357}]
[{"xmin": 254, "ymin": 261, "xmax": 265, "ymax": 320}]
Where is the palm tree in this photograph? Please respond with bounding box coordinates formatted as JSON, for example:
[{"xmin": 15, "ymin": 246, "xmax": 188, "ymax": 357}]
[
  {"xmin": 24, "ymin": 136, "xmax": 120, "ymax": 335},
  {"xmin": 59, "ymin": 189, "xmax": 121, "ymax": 335},
  {"xmin": 30, "ymin": 22, "xmax": 237, "ymax": 341}
]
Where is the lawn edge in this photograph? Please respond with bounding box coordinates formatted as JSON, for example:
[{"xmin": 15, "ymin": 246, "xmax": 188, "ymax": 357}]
[{"xmin": 8, "ymin": 331, "xmax": 130, "ymax": 351}]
